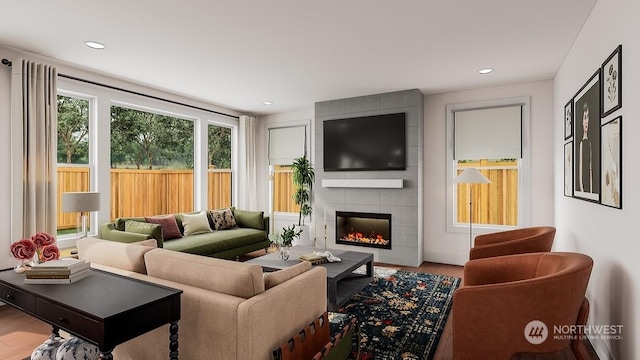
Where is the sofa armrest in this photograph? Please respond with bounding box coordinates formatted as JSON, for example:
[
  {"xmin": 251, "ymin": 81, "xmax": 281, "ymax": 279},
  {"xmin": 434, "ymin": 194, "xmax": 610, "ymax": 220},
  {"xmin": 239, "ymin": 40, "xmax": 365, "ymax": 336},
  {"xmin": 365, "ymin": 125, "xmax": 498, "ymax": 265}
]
[
  {"xmin": 263, "ymin": 216, "xmax": 270, "ymax": 232},
  {"xmin": 100, "ymin": 222, "xmax": 153, "ymax": 243},
  {"xmin": 237, "ymin": 266, "xmax": 328, "ymax": 360}
]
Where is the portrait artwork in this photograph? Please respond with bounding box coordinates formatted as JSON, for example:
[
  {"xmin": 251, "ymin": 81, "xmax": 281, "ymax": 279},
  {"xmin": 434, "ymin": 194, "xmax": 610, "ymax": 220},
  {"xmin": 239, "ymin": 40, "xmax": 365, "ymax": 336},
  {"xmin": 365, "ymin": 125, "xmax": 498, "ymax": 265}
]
[{"xmin": 573, "ymin": 71, "xmax": 600, "ymax": 202}]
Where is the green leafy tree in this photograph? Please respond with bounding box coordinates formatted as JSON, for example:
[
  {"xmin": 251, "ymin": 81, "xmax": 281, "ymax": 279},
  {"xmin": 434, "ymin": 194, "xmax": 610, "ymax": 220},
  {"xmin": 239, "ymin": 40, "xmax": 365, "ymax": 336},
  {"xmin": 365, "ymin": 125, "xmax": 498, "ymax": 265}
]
[
  {"xmin": 57, "ymin": 96, "xmax": 89, "ymax": 164},
  {"xmin": 208, "ymin": 125, "xmax": 231, "ymax": 169},
  {"xmin": 111, "ymin": 106, "xmax": 194, "ymax": 169}
]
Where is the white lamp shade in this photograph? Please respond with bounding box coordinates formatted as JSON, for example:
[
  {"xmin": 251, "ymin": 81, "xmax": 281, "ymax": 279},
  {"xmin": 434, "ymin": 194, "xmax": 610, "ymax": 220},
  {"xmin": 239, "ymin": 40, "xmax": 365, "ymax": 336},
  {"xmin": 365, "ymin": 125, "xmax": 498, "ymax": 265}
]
[
  {"xmin": 454, "ymin": 168, "xmax": 491, "ymax": 184},
  {"xmin": 62, "ymin": 192, "xmax": 101, "ymax": 213}
]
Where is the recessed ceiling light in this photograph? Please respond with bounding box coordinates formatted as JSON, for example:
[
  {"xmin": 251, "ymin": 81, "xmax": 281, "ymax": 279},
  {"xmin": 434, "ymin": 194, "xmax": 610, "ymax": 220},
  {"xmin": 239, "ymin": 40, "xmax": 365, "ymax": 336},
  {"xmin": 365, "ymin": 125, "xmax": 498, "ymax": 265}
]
[
  {"xmin": 263, "ymin": 101, "xmax": 273, "ymax": 105},
  {"xmin": 478, "ymin": 68, "xmax": 494, "ymax": 74},
  {"xmin": 84, "ymin": 41, "xmax": 105, "ymax": 50}
]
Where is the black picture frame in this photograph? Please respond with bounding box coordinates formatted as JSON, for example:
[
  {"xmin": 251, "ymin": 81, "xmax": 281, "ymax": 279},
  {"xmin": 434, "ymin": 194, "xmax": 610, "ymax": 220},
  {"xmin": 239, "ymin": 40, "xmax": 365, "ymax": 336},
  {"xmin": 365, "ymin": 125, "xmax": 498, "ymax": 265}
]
[
  {"xmin": 564, "ymin": 99, "xmax": 573, "ymax": 140},
  {"xmin": 573, "ymin": 70, "xmax": 600, "ymax": 203},
  {"xmin": 564, "ymin": 141, "xmax": 573, "ymax": 197},
  {"xmin": 601, "ymin": 45, "xmax": 622, "ymax": 118},
  {"xmin": 600, "ymin": 116, "xmax": 621, "ymax": 209}
]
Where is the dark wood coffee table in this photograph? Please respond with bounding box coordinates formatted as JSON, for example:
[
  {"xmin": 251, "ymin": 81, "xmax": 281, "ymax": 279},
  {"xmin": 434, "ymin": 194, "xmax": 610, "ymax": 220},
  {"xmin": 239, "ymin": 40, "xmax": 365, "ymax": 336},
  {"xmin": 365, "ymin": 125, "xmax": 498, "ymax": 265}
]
[
  {"xmin": 247, "ymin": 246, "xmax": 373, "ymax": 311},
  {"xmin": 0, "ymin": 268, "xmax": 182, "ymax": 360}
]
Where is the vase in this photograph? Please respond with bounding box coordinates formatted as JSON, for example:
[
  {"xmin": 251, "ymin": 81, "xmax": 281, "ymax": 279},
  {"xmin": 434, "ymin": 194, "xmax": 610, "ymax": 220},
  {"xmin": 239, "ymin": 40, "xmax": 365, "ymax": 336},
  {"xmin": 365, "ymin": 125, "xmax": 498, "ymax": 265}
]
[
  {"xmin": 279, "ymin": 246, "xmax": 290, "ymax": 260},
  {"xmin": 14, "ymin": 258, "xmax": 34, "ymax": 273}
]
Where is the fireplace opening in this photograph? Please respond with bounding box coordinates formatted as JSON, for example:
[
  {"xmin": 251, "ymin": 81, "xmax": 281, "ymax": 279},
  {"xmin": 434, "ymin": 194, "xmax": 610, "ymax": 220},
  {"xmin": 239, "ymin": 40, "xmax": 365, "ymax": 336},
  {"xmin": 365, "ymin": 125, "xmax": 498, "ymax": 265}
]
[{"xmin": 336, "ymin": 211, "xmax": 391, "ymax": 250}]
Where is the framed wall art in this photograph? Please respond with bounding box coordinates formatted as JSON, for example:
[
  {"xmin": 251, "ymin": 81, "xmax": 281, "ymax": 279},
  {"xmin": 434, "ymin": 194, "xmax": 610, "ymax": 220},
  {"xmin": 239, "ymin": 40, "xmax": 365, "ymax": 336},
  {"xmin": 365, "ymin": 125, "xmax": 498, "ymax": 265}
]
[
  {"xmin": 564, "ymin": 99, "xmax": 573, "ymax": 140},
  {"xmin": 600, "ymin": 116, "xmax": 621, "ymax": 208},
  {"xmin": 564, "ymin": 141, "xmax": 573, "ymax": 197},
  {"xmin": 573, "ymin": 70, "xmax": 600, "ymax": 203},
  {"xmin": 601, "ymin": 45, "xmax": 622, "ymax": 118}
]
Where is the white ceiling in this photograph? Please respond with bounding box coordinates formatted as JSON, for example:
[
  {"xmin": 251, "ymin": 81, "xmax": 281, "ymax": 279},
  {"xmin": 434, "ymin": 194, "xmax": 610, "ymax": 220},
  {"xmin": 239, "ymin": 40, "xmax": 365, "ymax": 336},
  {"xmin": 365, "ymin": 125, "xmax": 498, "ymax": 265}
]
[{"xmin": 0, "ymin": 0, "xmax": 596, "ymax": 115}]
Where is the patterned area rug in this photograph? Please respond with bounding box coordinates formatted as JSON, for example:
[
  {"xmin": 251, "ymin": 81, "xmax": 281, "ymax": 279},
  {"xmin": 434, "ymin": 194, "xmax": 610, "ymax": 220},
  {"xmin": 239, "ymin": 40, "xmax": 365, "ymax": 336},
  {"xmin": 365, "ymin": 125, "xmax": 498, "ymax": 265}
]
[{"xmin": 337, "ymin": 267, "xmax": 461, "ymax": 360}]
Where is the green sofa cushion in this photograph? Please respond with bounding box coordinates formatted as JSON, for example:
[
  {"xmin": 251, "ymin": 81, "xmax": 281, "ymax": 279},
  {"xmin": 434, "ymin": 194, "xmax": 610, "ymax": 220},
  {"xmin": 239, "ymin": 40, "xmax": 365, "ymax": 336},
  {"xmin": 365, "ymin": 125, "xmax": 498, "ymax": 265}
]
[
  {"xmin": 233, "ymin": 209, "xmax": 264, "ymax": 230},
  {"xmin": 115, "ymin": 217, "xmax": 146, "ymax": 231},
  {"xmin": 124, "ymin": 220, "xmax": 164, "ymax": 248},
  {"xmin": 163, "ymin": 228, "xmax": 266, "ymax": 256}
]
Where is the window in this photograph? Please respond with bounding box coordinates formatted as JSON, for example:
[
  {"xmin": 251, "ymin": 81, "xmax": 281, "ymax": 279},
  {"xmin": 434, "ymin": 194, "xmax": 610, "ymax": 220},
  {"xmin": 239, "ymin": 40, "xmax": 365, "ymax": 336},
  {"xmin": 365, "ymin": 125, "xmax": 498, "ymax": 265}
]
[
  {"xmin": 268, "ymin": 126, "xmax": 307, "ymax": 214},
  {"xmin": 110, "ymin": 105, "xmax": 194, "ymax": 218},
  {"xmin": 56, "ymin": 94, "xmax": 92, "ymax": 237},
  {"xmin": 208, "ymin": 123, "xmax": 232, "ymax": 209},
  {"xmin": 447, "ymin": 97, "xmax": 530, "ymax": 233}
]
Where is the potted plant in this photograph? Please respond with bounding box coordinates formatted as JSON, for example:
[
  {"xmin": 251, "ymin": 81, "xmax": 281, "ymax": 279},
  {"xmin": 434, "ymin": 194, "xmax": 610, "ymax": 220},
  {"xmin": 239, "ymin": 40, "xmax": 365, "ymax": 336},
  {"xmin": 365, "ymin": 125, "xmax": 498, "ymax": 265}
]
[
  {"xmin": 291, "ymin": 154, "xmax": 315, "ymax": 245},
  {"xmin": 269, "ymin": 225, "xmax": 302, "ymax": 260}
]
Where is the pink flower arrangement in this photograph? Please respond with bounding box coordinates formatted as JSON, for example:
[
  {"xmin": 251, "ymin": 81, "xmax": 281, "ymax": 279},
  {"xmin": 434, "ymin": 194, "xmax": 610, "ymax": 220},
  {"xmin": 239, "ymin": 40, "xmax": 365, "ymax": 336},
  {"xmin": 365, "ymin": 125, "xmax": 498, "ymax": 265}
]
[
  {"xmin": 10, "ymin": 238, "xmax": 37, "ymax": 260},
  {"xmin": 9, "ymin": 232, "xmax": 60, "ymax": 264}
]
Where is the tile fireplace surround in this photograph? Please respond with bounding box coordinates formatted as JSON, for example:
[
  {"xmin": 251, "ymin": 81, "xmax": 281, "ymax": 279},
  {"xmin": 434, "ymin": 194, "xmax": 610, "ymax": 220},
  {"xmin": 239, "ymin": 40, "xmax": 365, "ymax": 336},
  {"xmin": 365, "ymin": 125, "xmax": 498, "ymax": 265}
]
[{"xmin": 314, "ymin": 89, "xmax": 424, "ymax": 267}]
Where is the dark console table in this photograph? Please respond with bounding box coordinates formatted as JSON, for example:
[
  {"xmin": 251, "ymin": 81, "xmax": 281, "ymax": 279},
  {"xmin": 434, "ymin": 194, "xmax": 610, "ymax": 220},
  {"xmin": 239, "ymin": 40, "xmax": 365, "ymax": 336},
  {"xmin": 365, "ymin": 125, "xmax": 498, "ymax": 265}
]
[{"xmin": 0, "ymin": 268, "xmax": 182, "ymax": 360}]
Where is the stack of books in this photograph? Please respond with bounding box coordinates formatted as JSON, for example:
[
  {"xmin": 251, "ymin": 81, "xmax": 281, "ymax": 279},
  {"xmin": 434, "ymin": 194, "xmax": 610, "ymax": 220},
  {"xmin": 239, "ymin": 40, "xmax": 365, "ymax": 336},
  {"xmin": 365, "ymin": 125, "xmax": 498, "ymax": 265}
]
[
  {"xmin": 299, "ymin": 253, "xmax": 327, "ymax": 265},
  {"xmin": 24, "ymin": 259, "xmax": 91, "ymax": 284}
]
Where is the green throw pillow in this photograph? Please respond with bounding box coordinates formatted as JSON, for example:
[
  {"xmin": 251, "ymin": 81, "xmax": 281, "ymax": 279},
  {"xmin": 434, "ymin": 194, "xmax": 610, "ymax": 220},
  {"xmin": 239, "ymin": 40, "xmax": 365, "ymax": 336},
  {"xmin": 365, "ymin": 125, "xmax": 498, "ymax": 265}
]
[
  {"xmin": 233, "ymin": 209, "xmax": 264, "ymax": 230},
  {"xmin": 124, "ymin": 220, "xmax": 163, "ymax": 248}
]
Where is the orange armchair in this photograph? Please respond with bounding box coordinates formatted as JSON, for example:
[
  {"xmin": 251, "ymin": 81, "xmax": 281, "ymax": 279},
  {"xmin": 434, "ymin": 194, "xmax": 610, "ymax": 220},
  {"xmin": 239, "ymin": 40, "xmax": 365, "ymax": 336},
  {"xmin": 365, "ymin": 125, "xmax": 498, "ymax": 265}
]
[
  {"xmin": 452, "ymin": 252, "xmax": 593, "ymax": 360},
  {"xmin": 470, "ymin": 226, "xmax": 555, "ymax": 260}
]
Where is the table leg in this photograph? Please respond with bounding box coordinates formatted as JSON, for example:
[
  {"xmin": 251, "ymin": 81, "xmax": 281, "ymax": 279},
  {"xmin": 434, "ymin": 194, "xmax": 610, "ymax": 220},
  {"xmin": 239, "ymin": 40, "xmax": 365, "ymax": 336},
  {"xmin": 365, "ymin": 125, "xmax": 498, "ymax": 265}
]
[
  {"xmin": 366, "ymin": 259, "xmax": 373, "ymax": 278},
  {"xmin": 169, "ymin": 321, "xmax": 179, "ymax": 360},
  {"xmin": 99, "ymin": 351, "xmax": 113, "ymax": 360}
]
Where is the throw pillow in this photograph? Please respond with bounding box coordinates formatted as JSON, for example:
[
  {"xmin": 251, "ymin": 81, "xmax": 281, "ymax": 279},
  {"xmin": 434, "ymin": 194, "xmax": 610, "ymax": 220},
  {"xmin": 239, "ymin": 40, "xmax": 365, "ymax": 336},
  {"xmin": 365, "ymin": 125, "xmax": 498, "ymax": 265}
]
[
  {"xmin": 264, "ymin": 261, "xmax": 312, "ymax": 289},
  {"xmin": 124, "ymin": 220, "xmax": 163, "ymax": 248},
  {"xmin": 233, "ymin": 209, "xmax": 264, "ymax": 230},
  {"xmin": 145, "ymin": 215, "xmax": 182, "ymax": 241},
  {"xmin": 211, "ymin": 208, "xmax": 237, "ymax": 230},
  {"xmin": 181, "ymin": 211, "xmax": 213, "ymax": 236}
]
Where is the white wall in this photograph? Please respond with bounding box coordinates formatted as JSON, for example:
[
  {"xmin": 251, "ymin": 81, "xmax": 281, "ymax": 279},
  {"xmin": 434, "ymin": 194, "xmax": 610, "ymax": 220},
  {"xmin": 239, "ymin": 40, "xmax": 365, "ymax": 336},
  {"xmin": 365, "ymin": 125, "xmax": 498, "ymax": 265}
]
[
  {"xmin": 423, "ymin": 80, "xmax": 555, "ymax": 266},
  {"xmin": 554, "ymin": 0, "xmax": 638, "ymax": 358}
]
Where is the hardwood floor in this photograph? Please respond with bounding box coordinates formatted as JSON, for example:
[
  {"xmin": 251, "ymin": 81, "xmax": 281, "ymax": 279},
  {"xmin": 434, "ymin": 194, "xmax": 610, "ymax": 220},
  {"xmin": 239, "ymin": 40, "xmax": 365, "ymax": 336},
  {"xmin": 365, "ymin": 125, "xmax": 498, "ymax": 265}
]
[{"xmin": 0, "ymin": 260, "xmax": 463, "ymax": 360}]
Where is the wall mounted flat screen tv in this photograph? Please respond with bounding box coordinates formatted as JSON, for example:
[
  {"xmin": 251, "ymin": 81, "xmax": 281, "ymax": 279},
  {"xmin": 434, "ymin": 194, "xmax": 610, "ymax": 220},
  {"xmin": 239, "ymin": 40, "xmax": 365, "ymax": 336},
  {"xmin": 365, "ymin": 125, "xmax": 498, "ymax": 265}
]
[{"xmin": 323, "ymin": 112, "xmax": 406, "ymax": 171}]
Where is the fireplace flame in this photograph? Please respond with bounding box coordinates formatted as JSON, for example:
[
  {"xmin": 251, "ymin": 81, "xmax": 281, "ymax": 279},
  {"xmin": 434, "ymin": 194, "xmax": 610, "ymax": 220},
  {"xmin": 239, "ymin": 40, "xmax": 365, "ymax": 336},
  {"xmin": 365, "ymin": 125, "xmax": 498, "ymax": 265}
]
[{"xmin": 341, "ymin": 228, "xmax": 389, "ymax": 246}]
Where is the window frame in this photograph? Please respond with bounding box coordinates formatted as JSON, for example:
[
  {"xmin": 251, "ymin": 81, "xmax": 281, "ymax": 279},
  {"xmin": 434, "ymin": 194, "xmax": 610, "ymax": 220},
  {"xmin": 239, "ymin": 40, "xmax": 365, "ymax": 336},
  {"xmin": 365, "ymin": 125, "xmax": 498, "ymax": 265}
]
[
  {"xmin": 446, "ymin": 96, "xmax": 531, "ymax": 235},
  {"xmin": 56, "ymin": 90, "xmax": 97, "ymax": 248},
  {"xmin": 267, "ymin": 121, "xmax": 311, "ymax": 217},
  {"xmin": 57, "ymin": 77, "xmax": 239, "ymax": 249}
]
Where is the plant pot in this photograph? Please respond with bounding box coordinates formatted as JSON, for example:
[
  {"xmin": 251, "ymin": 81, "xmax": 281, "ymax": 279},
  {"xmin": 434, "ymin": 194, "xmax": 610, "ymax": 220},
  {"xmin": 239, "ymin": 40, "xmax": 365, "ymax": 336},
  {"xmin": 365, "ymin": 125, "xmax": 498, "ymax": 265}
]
[{"xmin": 294, "ymin": 225, "xmax": 311, "ymax": 246}]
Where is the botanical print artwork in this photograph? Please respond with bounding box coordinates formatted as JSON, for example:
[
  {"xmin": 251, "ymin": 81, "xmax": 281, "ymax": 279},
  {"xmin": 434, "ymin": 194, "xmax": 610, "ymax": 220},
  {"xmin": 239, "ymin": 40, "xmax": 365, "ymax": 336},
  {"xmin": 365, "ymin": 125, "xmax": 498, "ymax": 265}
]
[
  {"xmin": 564, "ymin": 142, "xmax": 573, "ymax": 197},
  {"xmin": 564, "ymin": 100, "xmax": 573, "ymax": 140},
  {"xmin": 601, "ymin": 45, "xmax": 622, "ymax": 117},
  {"xmin": 601, "ymin": 117, "xmax": 621, "ymax": 208},
  {"xmin": 605, "ymin": 63, "xmax": 618, "ymax": 104}
]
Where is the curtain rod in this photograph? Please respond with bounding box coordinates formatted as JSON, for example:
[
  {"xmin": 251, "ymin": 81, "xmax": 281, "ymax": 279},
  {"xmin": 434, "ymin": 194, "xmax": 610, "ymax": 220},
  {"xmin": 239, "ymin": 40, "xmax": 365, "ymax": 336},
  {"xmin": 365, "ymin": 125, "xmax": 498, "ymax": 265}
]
[{"xmin": 1, "ymin": 58, "xmax": 239, "ymax": 119}]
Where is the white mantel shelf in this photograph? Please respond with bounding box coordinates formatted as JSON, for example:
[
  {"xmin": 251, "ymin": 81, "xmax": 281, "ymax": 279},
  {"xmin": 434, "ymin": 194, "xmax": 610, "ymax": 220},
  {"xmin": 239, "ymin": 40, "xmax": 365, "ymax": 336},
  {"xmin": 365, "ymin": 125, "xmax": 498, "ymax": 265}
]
[{"xmin": 321, "ymin": 179, "xmax": 404, "ymax": 189}]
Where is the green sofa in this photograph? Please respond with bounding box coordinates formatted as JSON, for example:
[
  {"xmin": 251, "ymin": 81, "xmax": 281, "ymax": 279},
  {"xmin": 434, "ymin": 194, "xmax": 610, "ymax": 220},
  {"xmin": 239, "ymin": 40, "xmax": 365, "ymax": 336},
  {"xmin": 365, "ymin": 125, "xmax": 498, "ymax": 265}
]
[{"xmin": 100, "ymin": 209, "xmax": 270, "ymax": 260}]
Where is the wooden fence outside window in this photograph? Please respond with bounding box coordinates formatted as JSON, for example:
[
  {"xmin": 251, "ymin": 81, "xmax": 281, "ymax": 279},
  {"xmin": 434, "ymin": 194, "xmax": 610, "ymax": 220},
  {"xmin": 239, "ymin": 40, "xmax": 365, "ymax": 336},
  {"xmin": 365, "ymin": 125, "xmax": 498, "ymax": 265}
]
[{"xmin": 57, "ymin": 167, "xmax": 232, "ymax": 230}]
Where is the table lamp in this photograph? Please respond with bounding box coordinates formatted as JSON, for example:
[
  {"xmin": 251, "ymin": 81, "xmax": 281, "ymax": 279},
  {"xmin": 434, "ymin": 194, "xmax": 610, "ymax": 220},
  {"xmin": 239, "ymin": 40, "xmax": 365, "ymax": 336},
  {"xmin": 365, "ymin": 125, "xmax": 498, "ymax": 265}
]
[
  {"xmin": 453, "ymin": 168, "xmax": 491, "ymax": 252},
  {"xmin": 62, "ymin": 192, "xmax": 100, "ymax": 238}
]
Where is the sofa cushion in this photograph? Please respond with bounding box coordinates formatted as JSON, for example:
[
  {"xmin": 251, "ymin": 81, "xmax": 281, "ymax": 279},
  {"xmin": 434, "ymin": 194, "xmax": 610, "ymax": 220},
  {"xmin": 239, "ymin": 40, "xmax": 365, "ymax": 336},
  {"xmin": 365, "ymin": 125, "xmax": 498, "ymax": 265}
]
[
  {"xmin": 264, "ymin": 261, "xmax": 312, "ymax": 289},
  {"xmin": 144, "ymin": 248, "xmax": 265, "ymax": 298},
  {"xmin": 76, "ymin": 237, "xmax": 157, "ymax": 274},
  {"xmin": 163, "ymin": 228, "xmax": 267, "ymax": 255},
  {"xmin": 233, "ymin": 209, "xmax": 264, "ymax": 230},
  {"xmin": 181, "ymin": 211, "xmax": 213, "ymax": 236},
  {"xmin": 115, "ymin": 217, "xmax": 146, "ymax": 231},
  {"xmin": 146, "ymin": 215, "xmax": 183, "ymax": 240},
  {"xmin": 211, "ymin": 208, "xmax": 237, "ymax": 230},
  {"xmin": 125, "ymin": 220, "xmax": 164, "ymax": 248}
]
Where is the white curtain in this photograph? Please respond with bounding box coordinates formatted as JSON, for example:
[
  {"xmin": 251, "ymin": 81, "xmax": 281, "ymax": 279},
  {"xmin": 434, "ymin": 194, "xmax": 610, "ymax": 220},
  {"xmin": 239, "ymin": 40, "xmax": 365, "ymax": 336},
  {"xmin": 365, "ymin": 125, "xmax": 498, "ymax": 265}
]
[
  {"xmin": 10, "ymin": 59, "xmax": 58, "ymax": 240},
  {"xmin": 237, "ymin": 115, "xmax": 258, "ymax": 210}
]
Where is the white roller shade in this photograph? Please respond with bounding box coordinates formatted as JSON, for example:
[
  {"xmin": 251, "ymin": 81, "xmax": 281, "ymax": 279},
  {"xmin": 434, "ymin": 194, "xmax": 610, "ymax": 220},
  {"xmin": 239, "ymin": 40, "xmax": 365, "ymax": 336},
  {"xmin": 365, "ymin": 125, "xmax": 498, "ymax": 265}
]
[
  {"xmin": 268, "ymin": 126, "xmax": 306, "ymax": 165},
  {"xmin": 454, "ymin": 105, "xmax": 522, "ymax": 160}
]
